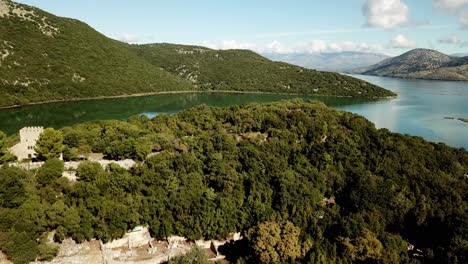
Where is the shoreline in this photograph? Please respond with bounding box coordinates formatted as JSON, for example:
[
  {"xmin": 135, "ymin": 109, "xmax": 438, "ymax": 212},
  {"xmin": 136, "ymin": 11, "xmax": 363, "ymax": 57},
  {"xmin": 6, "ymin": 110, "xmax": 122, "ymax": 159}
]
[
  {"xmin": 0, "ymin": 90, "xmax": 396, "ymax": 110},
  {"xmin": 444, "ymin": 117, "xmax": 468, "ymax": 123},
  {"xmin": 348, "ymin": 73, "xmax": 468, "ymax": 83}
]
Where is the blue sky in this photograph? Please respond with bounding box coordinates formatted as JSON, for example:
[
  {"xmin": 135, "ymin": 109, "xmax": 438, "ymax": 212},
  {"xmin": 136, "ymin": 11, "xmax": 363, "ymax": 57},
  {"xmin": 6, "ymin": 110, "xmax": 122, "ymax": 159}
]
[{"xmin": 15, "ymin": 0, "xmax": 468, "ymax": 56}]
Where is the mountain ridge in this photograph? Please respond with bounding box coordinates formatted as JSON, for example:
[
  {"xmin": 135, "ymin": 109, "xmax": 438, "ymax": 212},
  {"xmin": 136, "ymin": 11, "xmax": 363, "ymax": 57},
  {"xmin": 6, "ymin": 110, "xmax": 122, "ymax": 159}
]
[
  {"xmin": 0, "ymin": 0, "xmax": 395, "ymax": 108},
  {"xmin": 263, "ymin": 51, "xmax": 391, "ymax": 72},
  {"xmin": 132, "ymin": 43, "xmax": 395, "ymax": 98},
  {"xmin": 349, "ymin": 48, "xmax": 468, "ymax": 81}
]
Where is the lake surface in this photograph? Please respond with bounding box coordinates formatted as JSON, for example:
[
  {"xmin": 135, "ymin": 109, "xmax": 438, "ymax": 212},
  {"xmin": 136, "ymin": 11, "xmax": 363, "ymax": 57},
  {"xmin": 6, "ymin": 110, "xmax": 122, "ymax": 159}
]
[
  {"xmin": 341, "ymin": 75, "xmax": 467, "ymax": 149},
  {"xmin": 0, "ymin": 75, "xmax": 466, "ymax": 149}
]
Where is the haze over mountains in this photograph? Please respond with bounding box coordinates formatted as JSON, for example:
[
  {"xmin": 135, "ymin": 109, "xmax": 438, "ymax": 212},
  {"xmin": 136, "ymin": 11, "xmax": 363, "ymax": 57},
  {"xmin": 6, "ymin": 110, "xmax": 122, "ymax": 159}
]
[
  {"xmin": 451, "ymin": 53, "xmax": 468, "ymax": 58},
  {"xmin": 264, "ymin": 52, "xmax": 390, "ymax": 72},
  {"xmin": 0, "ymin": 0, "xmax": 394, "ymax": 108},
  {"xmin": 349, "ymin": 49, "xmax": 468, "ymax": 81}
]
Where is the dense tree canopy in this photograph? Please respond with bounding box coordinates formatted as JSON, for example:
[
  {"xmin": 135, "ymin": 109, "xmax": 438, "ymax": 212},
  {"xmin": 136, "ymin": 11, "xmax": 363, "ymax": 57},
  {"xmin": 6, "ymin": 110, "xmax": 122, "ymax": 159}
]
[
  {"xmin": 0, "ymin": 100, "xmax": 467, "ymax": 263},
  {"xmin": 0, "ymin": 131, "xmax": 15, "ymax": 163},
  {"xmin": 0, "ymin": 131, "xmax": 8, "ymax": 163},
  {"xmin": 34, "ymin": 128, "xmax": 64, "ymax": 161},
  {"xmin": 247, "ymin": 220, "xmax": 307, "ymax": 263}
]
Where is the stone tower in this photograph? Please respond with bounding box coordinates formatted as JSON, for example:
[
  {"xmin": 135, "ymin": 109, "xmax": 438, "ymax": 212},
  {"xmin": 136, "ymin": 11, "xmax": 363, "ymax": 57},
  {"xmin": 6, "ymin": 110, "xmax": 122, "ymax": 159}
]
[{"xmin": 10, "ymin": 126, "xmax": 44, "ymax": 161}]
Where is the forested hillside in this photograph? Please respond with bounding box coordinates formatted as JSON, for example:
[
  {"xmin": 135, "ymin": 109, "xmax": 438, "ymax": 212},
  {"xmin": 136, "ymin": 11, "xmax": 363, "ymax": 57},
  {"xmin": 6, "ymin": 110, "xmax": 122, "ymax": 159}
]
[
  {"xmin": 0, "ymin": 0, "xmax": 191, "ymax": 107},
  {"xmin": 133, "ymin": 43, "xmax": 395, "ymax": 98},
  {"xmin": 0, "ymin": 0, "xmax": 395, "ymax": 108},
  {"xmin": 0, "ymin": 100, "xmax": 466, "ymax": 263}
]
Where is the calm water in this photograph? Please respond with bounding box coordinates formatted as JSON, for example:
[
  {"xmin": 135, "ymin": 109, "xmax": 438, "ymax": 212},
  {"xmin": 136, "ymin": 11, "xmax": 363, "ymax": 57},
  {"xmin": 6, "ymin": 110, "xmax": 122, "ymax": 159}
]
[
  {"xmin": 342, "ymin": 75, "xmax": 467, "ymax": 149},
  {"xmin": 0, "ymin": 93, "xmax": 375, "ymax": 134},
  {"xmin": 0, "ymin": 75, "xmax": 466, "ymax": 149}
]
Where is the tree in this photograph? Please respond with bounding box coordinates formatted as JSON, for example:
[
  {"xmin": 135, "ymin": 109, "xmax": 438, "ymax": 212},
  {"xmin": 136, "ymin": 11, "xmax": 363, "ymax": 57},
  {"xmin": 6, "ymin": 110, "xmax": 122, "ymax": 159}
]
[
  {"xmin": 76, "ymin": 161, "xmax": 103, "ymax": 182},
  {"xmin": 0, "ymin": 131, "xmax": 7, "ymax": 162},
  {"xmin": 35, "ymin": 128, "xmax": 64, "ymax": 161},
  {"xmin": 36, "ymin": 233, "xmax": 59, "ymax": 261},
  {"xmin": 37, "ymin": 159, "xmax": 64, "ymax": 186},
  {"xmin": 247, "ymin": 221, "xmax": 304, "ymax": 263},
  {"xmin": 0, "ymin": 166, "xmax": 28, "ymax": 208},
  {"xmin": 340, "ymin": 229, "xmax": 384, "ymax": 262},
  {"xmin": 168, "ymin": 247, "xmax": 210, "ymax": 264},
  {"xmin": 0, "ymin": 131, "xmax": 15, "ymax": 163},
  {"xmin": 2, "ymin": 231, "xmax": 39, "ymax": 264}
]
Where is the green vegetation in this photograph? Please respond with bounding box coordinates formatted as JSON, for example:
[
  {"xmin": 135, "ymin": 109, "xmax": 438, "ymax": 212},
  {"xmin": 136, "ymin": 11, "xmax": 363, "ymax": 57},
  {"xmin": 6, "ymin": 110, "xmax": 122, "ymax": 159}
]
[
  {"xmin": 0, "ymin": 0, "xmax": 189, "ymax": 107},
  {"xmin": 36, "ymin": 159, "xmax": 64, "ymax": 186},
  {"xmin": 246, "ymin": 221, "xmax": 307, "ymax": 263},
  {"xmin": 34, "ymin": 128, "xmax": 64, "ymax": 161},
  {"xmin": 0, "ymin": 131, "xmax": 8, "ymax": 162},
  {"xmin": 134, "ymin": 43, "xmax": 396, "ymax": 98},
  {"xmin": 167, "ymin": 247, "xmax": 211, "ymax": 264},
  {"xmin": 1, "ymin": 99, "xmax": 467, "ymax": 263},
  {"xmin": 0, "ymin": 0, "xmax": 394, "ymax": 108},
  {"xmin": 0, "ymin": 131, "xmax": 14, "ymax": 163}
]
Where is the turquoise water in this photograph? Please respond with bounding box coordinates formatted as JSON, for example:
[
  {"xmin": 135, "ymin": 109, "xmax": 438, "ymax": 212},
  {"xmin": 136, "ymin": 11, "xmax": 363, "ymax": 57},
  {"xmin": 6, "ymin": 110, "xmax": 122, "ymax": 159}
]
[
  {"xmin": 0, "ymin": 75, "xmax": 466, "ymax": 148},
  {"xmin": 342, "ymin": 75, "xmax": 467, "ymax": 149}
]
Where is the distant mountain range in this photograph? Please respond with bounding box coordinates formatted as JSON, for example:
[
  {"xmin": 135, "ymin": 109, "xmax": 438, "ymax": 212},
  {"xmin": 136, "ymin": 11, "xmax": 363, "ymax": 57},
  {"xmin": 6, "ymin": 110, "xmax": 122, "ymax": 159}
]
[
  {"xmin": 451, "ymin": 53, "xmax": 468, "ymax": 57},
  {"xmin": 0, "ymin": 0, "xmax": 394, "ymax": 107},
  {"xmin": 263, "ymin": 52, "xmax": 390, "ymax": 72},
  {"xmin": 349, "ymin": 49, "xmax": 468, "ymax": 81}
]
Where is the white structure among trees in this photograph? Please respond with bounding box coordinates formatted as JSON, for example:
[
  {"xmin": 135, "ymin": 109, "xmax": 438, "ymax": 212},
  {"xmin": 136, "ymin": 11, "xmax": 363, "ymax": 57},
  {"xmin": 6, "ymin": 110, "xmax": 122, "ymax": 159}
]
[{"xmin": 10, "ymin": 126, "xmax": 44, "ymax": 160}]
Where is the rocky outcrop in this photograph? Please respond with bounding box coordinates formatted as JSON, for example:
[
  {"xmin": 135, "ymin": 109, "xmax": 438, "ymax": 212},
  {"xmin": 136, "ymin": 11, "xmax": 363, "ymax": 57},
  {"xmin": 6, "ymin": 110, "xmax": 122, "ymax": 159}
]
[
  {"xmin": 0, "ymin": 251, "xmax": 13, "ymax": 264},
  {"xmin": 32, "ymin": 239, "xmax": 103, "ymax": 264},
  {"xmin": 32, "ymin": 227, "xmax": 242, "ymax": 264}
]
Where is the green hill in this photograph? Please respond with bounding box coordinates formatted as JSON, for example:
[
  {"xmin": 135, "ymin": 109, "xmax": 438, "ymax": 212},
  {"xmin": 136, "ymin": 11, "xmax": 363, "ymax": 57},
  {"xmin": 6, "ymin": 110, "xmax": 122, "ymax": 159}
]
[
  {"xmin": 133, "ymin": 43, "xmax": 395, "ymax": 98},
  {"xmin": 0, "ymin": 0, "xmax": 190, "ymax": 107},
  {"xmin": 0, "ymin": 0, "xmax": 395, "ymax": 108}
]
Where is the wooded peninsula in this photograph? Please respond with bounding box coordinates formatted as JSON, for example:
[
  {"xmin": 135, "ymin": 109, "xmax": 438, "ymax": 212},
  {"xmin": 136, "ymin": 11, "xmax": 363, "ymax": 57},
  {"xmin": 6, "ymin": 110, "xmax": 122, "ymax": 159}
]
[{"xmin": 0, "ymin": 100, "xmax": 466, "ymax": 263}]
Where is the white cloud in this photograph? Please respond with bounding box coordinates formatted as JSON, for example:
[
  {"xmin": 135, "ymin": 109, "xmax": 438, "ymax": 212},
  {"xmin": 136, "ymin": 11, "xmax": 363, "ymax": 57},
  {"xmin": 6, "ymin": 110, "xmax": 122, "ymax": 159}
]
[
  {"xmin": 117, "ymin": 33, "xmax": 141, "ymax": 43},
  {"xmin": 437, "ymin": 35, "xmax": 468, "ymax": 47},
  {"xmin": 438, "ymin": 35, "xmax": 461, "ymax": 44},
  {"xmin": 362, "ymin": 0, "xmax": 410, "ymax": 29},
  {"xmin": 433, "ymin": 0, "xmax": 468, "ymax": 12},
  {"xmin": 433, "ymin": 0, "xmax": 468, "ymax": 29},
  {"xmin": 461, "ymin": 10, "xmax": 468, "ymax": 28},
  {"xmin": 203, "ymin": 40, "xmax": 385, "ymax": 54},
  {"xmin": 220, "ymin": 40, "xmax": 255, "ymax": 50},
  {"xmin": 390, "ymin": 35, "xmax": 417, "ymax": 48}
]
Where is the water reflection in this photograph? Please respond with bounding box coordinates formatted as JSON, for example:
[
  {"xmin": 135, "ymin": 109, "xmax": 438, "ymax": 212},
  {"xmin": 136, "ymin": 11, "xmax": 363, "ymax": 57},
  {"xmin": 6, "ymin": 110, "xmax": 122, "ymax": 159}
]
[
  {"xmin": 0, "ymin": 93, "xmax": 373, "ymax": 135},
  {"xmin": 0, "ymin": 75, "xmax": 466, "ymax": 149}
]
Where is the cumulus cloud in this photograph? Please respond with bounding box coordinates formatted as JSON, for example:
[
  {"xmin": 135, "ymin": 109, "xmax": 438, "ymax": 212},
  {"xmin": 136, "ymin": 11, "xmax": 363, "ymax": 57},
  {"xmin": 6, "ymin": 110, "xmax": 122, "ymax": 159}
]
[
  {"xmin": 203, "ymin": 40, "xmax": 385, "ymax": 54},
  {"xmin": 212, "ymin": 40, "xmax": 258, "ymax": 50},
  {"xmin": 362, "ymin": 0, "xmax": 410, "ymax": 29},
  {"xmin": 117, "ymin": 33, "xmax": 141, "ymax": 43},
  {"xmin": 390, "ymin": 35, "xmax": 417, "ymax": 48},
  {"xmin": 433, "ymin": 0, "xmax": 468, "ymax": 29}
]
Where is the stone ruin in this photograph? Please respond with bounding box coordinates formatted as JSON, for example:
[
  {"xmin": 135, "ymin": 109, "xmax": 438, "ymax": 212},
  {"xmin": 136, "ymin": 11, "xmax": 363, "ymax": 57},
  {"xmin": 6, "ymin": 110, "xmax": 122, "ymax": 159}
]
[{"xmin": 10, "ymin": 126, "xmax": 44, "ymax": 161}]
